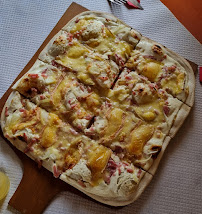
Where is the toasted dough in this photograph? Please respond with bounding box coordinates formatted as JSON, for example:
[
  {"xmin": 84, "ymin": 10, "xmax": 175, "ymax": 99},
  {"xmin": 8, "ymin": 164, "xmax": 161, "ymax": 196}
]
[{"xmin": 168, "ymin": 104, "xmax": 191, "ymax": 138}]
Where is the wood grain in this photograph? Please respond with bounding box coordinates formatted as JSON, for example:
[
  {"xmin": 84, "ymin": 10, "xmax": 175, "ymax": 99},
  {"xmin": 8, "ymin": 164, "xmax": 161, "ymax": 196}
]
[
  {"xmin": 160, "ymin": 0, "xmax": 202, "ymax": 43},
  {"xmin": 0, "ymin": 2, "xmax": 198, "ymax": 214}
]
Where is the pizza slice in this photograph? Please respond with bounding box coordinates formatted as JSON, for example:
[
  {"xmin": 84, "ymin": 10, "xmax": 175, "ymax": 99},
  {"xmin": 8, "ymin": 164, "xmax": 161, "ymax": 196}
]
[
  {"xmin": 1, "ymin": 91, "xmax": 152, "ymax": 206},
  {"xmin": 39, "ymin": 30, "xmax": 119, "ymax": 89},
  {"xmin": 109, "ymin": 69, "xmax": 186, "ymax": 136},
  {"xmin": 84, "ymin": 100, "xmax": 164, "ymax": 171},
  {"xmin": 85, "ymin": 67, "xmax": 189, "ymax": 171},
  {"xmin": 49, "ymin": 73, "xmax": 101, "ymax": 130},
  {"xmin": 13, "ymin": 61, "xmax": 102, "ymax": 131},
  {"xmin": 125, "ymin": 37, "xmax": 195, "ymax": 106},
  {"xmin": 62, "ymin": 13, "xmax": 137, "ymax": 66},
  {"xmin": 63, "ymin": 11, "xmax": 142, "ymax": 48},
  {"xmin": 12, "ymin": 60, "xmax": 65, "ymax": 109}
]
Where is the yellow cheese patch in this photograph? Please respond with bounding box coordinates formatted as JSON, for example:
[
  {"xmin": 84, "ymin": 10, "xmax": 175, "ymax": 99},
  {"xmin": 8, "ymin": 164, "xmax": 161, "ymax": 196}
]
[
  {"xmin": 161, "ymin": 72, "xmax": 184, "ymax": 95},
  {"xmin": 41, "ymin": 113, "xmax": 59, "ymax": 148},
  {"xmin": 41, "ymin": 126, "xmax": 57, "ymax": 148},
  {"xmin": 87, "ymin": 145, "xmax": 112, "ymax": 183},
  {"xmin": 142, "ymin": 62, "xmax": 161, "ymax": 82},
  {"xmin": 70, "ymin": 19, "xmax": 88, "ymax": 33},
  {"xmin": 104, "ymin": 108, "xmax": 124, "ymax": 138},
  {"xmin": 127, "ymin": 124, "xmax": 154, "ymax": 157}
]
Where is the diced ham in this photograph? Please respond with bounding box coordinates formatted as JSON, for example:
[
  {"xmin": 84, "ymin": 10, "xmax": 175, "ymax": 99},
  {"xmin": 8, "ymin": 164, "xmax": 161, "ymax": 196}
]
[{"xmin": 40, "ymin": 95, "xmax": 45, "ymax": 100}]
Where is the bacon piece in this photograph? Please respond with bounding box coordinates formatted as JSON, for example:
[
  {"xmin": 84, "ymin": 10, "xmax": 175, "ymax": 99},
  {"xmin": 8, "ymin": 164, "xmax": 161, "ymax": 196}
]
[
  {"xmin": 163, "ymin": 105, "xmax": 170, "ymax": 116},
  {"xmin": 5, "ymin": 107, "xmax": 9, "ymax": 117},
  {"xmin": 126, "ymin": 168, "xmax": 134, "ymax": 173},
  {"xmin": 77, "ymin": 180, "xmax": 86, "ymax": 188},
  {"xmin": 84, "ymin": 114, "xmax": 92, "ymax": 120},
  {"xmin": 71, "ymin": 103, "xmax": 78, "ymax": 109},
  {"xmin": 40, "ymin": 95, "xmax": 45, "ymax": 100},
  {"xmin": 24, "ymin": 143, "xmax": 34, "ymax": 153},
  {"xmin": 52, "ymin": 60, "xmax": 58, "ymax": 67},
  {"xmin": 75, "ymin": 18, "xmax": 80, "ymax": 23},
  {"xmin": 24, "ymin": 137, "xmax": 38, "ymax": 153},
  {"xmin": 167, "ymin": 65, "xmax": 177, "ymax": 72},
  {"xmin": 19, "ymin": 108, "xmax": 25, "ymax": 112},
  {"xmin": 125, "ymin": 75, "xmax": 132, "ymax": 80},
  {"xmin": 115, "ymin": 54, "xmax": 124, "ymax": 67},
  {"xmin": 99, "ymin": 76, "xmax": 109, "ymax": 81},
  {"xmin": 23, "ymin": 133, "xmax": 28, "ymax": 142},
  {"xmin": 41, "ymin": 69, "xmax": 48, "ymax": 78},
  {"xmin": 28, "ymin": 73, "xmax": 39, "ymax": 79},
  {"xmin": 137, "ymin": 168, "xmax": 142, "ymax": 178},
  {"xmin": 53, "ymin": 164, "xmax": 61, "ymax": 178}
]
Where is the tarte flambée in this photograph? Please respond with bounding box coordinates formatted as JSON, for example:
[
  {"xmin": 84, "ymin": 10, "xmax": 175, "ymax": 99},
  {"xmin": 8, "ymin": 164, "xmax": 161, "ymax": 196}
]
[{"xmin": 1, "ymin": 11, "xmax": 195, "ymax": 206}]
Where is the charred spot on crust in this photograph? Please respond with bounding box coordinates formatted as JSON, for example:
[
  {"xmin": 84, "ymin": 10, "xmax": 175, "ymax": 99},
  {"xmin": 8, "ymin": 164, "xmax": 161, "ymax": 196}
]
[{"xmin": 152, "ymin": 44, "xmax": 163, "ymax": 55}]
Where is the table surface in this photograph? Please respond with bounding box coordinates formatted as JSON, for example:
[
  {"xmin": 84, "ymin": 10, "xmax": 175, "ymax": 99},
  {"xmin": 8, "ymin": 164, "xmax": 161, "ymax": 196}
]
[{"xmin": 0, "ymin": 1, "xmax": 202, "ymax": 214}]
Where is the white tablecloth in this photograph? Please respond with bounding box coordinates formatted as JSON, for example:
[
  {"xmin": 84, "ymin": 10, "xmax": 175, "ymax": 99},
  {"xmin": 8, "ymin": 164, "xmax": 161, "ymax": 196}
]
[{"xmin": 0, "ymin": 0, "xmax": 202, "ymax": 213}]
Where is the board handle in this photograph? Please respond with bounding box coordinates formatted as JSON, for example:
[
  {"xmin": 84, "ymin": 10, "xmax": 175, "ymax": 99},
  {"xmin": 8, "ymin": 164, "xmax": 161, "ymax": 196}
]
[{"xmin": 8, "ymin": 149, "xmax": 65, "ymax": 214}]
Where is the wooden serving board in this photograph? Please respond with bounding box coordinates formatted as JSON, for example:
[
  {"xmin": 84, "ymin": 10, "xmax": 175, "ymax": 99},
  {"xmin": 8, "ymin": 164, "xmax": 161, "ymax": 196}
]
[{"xmin": 0, "ymin": 2, "xmax": 198, "ymax": 214}]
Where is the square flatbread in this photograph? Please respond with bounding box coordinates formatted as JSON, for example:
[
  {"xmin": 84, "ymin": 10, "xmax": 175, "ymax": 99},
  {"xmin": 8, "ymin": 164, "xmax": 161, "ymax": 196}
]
[{"xmin": 1, "ymin": 11, "xmax": 195, "ymax": 206}]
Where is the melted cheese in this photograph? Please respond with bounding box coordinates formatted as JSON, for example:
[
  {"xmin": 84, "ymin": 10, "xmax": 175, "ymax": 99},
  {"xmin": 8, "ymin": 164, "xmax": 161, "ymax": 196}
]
[
  {"xmin": 41, "ymin": 113, "xmax": 59, "ymax": 148},
  {"xmin": 161, "ymin": 72, "xmax": 184, "ymax": 95},
  {"xmin": 87, "ymin": 145, "xmax": 112, "ymax": 184},
  {"xmin": 127, "ymin": 124, "xmax": 154, "ymax": 157},
  {"xmin": 134, "ymin": 100, "xmax": 165, "ymax": 125},
  {"xmin": 41, "ymin": 126, "xmax": 57, "ymax": 148},
  {"xmin": 65, "ymin": 146, "xmax": 81, "ymax": 169},
  {"xmin": 141, "ymin": 62, "xmax": 161, "ymax": 82},
  {"xmin": 70, "ymin": 19, "xmax": 88, "ymax": 33},
  {"xmin": 113, "ymin": 41, "xmax": 132, "ymax": 59},
  {"xmin": 104, "ymin": 108, "xmax": 124, "ymax": 138}
]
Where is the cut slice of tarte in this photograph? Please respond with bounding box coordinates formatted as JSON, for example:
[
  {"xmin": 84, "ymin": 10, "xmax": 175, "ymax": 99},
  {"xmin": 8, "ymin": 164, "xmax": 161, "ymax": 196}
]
[
  {"xmin": 62, "ymin": 12, "xmax": 140, "ymax": 66},
  {"xmin": 125, "ymin": 36, "xmax": 195, "ymax": 106},
  {"xmin": 13, "ymin": 61, "xmax": 103, "ymax": 131},
  {"xmin": 39, "ymin": 30, "xmax": 119, "ymax": 89}
]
